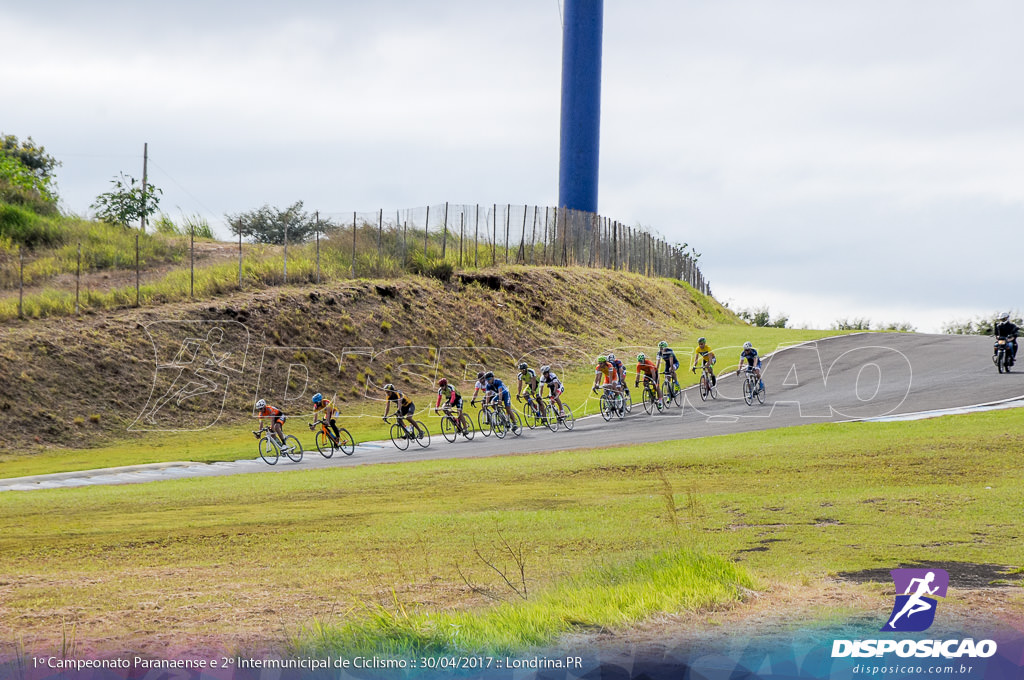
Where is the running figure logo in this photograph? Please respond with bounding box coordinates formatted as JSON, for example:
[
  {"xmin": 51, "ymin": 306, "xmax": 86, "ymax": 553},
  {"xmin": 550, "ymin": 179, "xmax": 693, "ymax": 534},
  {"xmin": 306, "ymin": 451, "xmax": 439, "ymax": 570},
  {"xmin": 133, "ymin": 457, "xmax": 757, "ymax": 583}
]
[{"xmin": 882, "ymin": 568, "xmax": 949, "ymax": 632}]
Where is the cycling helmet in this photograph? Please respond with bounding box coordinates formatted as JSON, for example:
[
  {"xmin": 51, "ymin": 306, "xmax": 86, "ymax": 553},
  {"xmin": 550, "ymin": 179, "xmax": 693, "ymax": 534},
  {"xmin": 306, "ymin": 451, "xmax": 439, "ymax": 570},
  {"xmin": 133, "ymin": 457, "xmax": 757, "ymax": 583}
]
[
  {"xmin": 999, "ymin": 312, "xmax": 1010, "ymax": 321},
  {"xmin": 312, "ymin": 393, "xmax": 322, "ymax": 404},
  {"xmin": 658, "ymin": 341, "xmax": 668, "ymax": 349},
  {"xmin": 607, "ymin": 353, "xmax": 616, "ymax": 361},
  {"xmin": 518, "ymin": 362, "xmax": 528, "ymax": 370},
  {"xmin": 255, "ymin": 399, "xmax": 266, "ymax": 409},
  {"xmin": 697, "ymin": 337, "xmax": 706, "ymax": 345},
  {"xmin": 477, "ymin": 371, "xmax": 485, "ymax": 380},
  {"xmin": 596, "ymin": 355, "xmax": 608, "ymax": 364},
  {"xmin": 743, "ymin": 341, "xmax": 753, "ymax": 350},
  {"xmin": 540, "ymin": 365, "xmax": 551, "ymax": 374},
  {"xmin": 437, "ymin": 378, "xmax": 448, "ymax": 387},
  {"xmin": 484, "ymin": 371, "xmax": 494, "ymax": 380},
  {"xmin": 383, "ymin": 383, "xmax": 395, "ymax": 391},
  {"xmin": 637, "ymin": 353, "xmax": 646, "ymax": 362}
]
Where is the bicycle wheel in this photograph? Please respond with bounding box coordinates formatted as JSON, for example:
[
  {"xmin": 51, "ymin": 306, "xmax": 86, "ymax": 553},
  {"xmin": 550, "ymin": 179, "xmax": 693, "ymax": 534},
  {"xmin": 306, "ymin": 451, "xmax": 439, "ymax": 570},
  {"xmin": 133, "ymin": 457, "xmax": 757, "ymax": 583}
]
[
  {"xmin": 258, "ymin": 437, "xmax": 278, "ymax": 465},
  {"xmin": 672, "ymin": 379, "xmax": 683, "ymax": 406},
  {"xmin": 509, "ymin": 411, "xmax": 523, "ymax": 436},
  {"xmin": 389, "ymin": 422, "xmax": 410, "ymax": 450},
  {"xmin": 599, "ymin": 394, "xmax": 613, "ymax": 421},
  {"xmin": 315, "ymin": 430, "xmax": 334, "ymax": 458},
  {"xmin": 742, "ymin": 377, "xmax": 754, "ymax": 406},
  {"xmin": 622, "ymin": 389, "xmax": 633, "ymax": 414},
  {"xmin": 460, "ymin": 415, "xmax": 476, "ymax": 440},
  {"xmin": 541, "ymin": 402, "xmax": 558, "ymax": 432},
  {"xmin": 477, "ymin": 408, "xmax": 492, "ymax": 437},
  {"xmin": 492, "ymin": 411, "xmax": 508, "ymax": 439},
  {"xmin": 614, "ymin": 393, "xmax": 625, "ymax": 419},
  {"xmin": 756, "ymin": 382, "xmax": 766, "ymax": 404},
  {"xmin": 643, "ymin": 386, "xmax": 657, "ymax": 414},
  {"xmin": 337, "ymin": 428, "xmax": 355, "ymax": 456},
  {"xmin": 440, "ymin": 415, "xmax": 458, "ymax": 443},
  {"xmin": 521, "ymin": 401, "xmax": 537, "ymax": 430},
  {"xmin": 559, "ymin": 404, "xmax": 576, "ymax": 431},
  {"xmin": 283, "ymin": 435, "xmax": 303, "ymax": 462},
  {"xmin": 413, "ymin": 420, "xmax": 431, "ymax": 448},
  {"xmin": 698, "ymin": 375, "xmax": 709, "ymax": 401},
  {"xmin": 708, "ymin": 376, "xmax": 718, "ymax": 400}
]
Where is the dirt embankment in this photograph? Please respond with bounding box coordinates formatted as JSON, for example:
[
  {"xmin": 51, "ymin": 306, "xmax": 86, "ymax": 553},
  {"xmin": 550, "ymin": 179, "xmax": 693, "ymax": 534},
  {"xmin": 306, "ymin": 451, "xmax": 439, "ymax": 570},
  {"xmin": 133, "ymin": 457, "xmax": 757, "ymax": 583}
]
[{"xmin": 1, "ymin": 266, "xmax": 731, "ymax": 451}]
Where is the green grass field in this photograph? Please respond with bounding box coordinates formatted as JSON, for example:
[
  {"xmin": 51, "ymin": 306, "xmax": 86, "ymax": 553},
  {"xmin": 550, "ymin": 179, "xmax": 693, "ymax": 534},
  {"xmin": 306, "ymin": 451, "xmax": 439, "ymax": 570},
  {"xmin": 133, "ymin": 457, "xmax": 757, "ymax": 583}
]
[{"xmin": 1, "ymin": 407, "xmax": 1020, "ymax": 656}]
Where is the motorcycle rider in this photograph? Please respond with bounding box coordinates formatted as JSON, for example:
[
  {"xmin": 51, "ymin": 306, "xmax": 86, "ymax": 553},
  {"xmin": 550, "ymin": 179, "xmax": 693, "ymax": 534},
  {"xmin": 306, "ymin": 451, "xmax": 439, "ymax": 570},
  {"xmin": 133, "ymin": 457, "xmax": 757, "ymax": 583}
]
[{"xmin": 994, "ymin": 312, "xmax": 1019, "ymax": 365}]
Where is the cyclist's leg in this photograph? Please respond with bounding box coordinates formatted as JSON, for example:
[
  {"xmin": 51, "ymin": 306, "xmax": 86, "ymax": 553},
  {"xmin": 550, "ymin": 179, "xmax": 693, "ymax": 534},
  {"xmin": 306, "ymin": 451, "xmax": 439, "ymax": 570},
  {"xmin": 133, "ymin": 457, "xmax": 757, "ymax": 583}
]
[{"xmin": 329, "ymin": 418, "xmax": 341, "ymax": 441}]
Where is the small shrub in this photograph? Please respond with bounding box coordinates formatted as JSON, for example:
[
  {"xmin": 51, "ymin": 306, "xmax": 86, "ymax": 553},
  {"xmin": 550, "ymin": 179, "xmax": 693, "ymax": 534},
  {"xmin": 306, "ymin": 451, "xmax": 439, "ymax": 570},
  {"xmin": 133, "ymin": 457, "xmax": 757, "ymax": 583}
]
[
  {"xmin": 88, "ymin": 414, "xmax": 101, "ymax": 423},
  {"xmin": 380, "ymin": 320, "xmax": 391, "ymax": 333},
  {"xmin": 73, "ymin": 416, "xmax": 85, "ymax": 427}
]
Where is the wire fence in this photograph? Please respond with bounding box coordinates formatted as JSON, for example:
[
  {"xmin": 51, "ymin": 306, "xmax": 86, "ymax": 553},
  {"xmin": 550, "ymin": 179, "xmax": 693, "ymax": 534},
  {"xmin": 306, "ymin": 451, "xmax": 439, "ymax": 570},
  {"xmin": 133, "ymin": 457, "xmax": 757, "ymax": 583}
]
[{"xmin": 0, "ymin": 203, "xmax": 710, "ymax": 320}]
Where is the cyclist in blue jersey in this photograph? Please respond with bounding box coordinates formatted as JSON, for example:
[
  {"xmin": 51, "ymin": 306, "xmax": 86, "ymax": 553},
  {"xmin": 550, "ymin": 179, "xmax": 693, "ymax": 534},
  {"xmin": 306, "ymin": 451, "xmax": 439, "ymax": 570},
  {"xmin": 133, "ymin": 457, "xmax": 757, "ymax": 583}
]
[
  {"xmin": 484, "ymin": 371, "xmax": 516, "ymax": 424},
  {"xmin": 735, "ymin": 341, "xmax": 764, "ymax": 391},
  {"xmin": 657, "ymin": 341, "xmax": 680, "ymax": 387}
]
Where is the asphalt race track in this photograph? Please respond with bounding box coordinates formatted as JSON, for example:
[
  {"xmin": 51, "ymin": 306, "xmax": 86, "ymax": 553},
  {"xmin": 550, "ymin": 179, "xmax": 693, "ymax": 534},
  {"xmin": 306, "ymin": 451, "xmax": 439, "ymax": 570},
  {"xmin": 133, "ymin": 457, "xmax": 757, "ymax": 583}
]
[{"xmin": 4, "ymin": 333, "xmax": 1023, "ymax": 492}]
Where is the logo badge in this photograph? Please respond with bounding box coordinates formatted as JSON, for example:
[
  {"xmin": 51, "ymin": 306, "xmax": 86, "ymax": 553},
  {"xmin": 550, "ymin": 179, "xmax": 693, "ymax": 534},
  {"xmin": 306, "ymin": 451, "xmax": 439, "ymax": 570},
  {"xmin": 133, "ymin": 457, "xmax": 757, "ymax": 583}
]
[{"xmin": 882, "ymin": 568, "xmax": 949, "ymax": 632}]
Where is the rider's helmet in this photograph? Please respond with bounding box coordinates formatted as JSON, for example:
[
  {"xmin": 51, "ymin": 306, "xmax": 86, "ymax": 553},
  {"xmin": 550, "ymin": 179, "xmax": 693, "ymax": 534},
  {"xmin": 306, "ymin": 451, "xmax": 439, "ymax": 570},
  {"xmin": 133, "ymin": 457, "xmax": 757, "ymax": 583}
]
[
  {"xmin": 698, "ymin": 337, "xmax": 706, "ymax": 345},
  {"xmin": 596, "ymin": 355, "xmax": 608, "ymax": 364},
  {"xmin": 312, "ymin": 392, "xmax": 323, "ymax": 404},
  {"xmin": 999, "ymin": 312, "xmax": 1010, "ymax": 321},
  {"xmin": 255, "ymin": 399, "xmax": 266, "ymax": 409},
  {"xmin": 484, "ymin": 371, "xmax": 494, "ymax": 380},
  {"xmin": 540, "ymin": 365, "xmax": 551, "ymax": 374},
  {"xmin": 477, "ymin": 371, "xmax": 485, "ymax": 380},
  {"xmin": 607, "ymin": 353, "xmax": 616, "ymax": 362},
  {"xmin": 637, "ymin": 353, "xmax": 646, "ymax": 362},
  {"xmin": 658, "ymin": 341, "xmax": 668, "ymax": 349},
  {"xmin": 437, "ymin": 378, "xmax": 448, "ymax": 388},
  {"xmin": 383, "ymin": 383, "xmax": 395, "ymax": 391},
  {"xmin": 518, "ymin": 362, "xmax": 528, "ymax": 371},
  {"xmin": 743, "ymin": 341, "xmax": 753, "ymax": 350}
]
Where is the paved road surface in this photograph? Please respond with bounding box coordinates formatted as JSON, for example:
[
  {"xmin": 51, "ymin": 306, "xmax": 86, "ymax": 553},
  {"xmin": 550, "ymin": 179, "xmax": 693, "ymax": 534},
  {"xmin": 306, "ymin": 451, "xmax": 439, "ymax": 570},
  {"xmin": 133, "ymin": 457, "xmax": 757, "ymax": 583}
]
[{"xmin": 3, "ymin": 333, "xmax": 1022, "ymax": 492}]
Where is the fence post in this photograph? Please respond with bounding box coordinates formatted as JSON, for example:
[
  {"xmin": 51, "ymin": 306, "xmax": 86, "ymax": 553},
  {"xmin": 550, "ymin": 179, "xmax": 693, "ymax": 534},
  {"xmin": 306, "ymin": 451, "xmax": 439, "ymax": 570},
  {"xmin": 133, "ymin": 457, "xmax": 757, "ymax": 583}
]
[
  {"xmin": 504, "ymin": 205, "xmax": 510, "ymax": 264},
  {"xmin": 403, "ymin": 220, "xmax": 408, "ymax": 263},
  {"xmin": 492, "ymin": 204, "xmax": 497, "ymax": 267},
  {"xmin": 459, "ymin": 212, "xmax": 464, "ymax": 268},
  {"xmin": 238, "ymin": 220, "xmax": 243, "ymax": 288},
  {"xmin": 442, "ymin": 202, "xmax": 449, "ymax": 260},
  {"xmin": 424, "ymin": 205, "xmax": 430, "ymax": 258},
  {"xmin": 75, "ymin": 242, "xmax": 81, "ymax": 315},
  {"xmin": 135, "ymin": 233, "xmax": 140, "ymax": 307},
  {"xmin": 190, "ymin": 225, "xmax": 195, "ymax": 297},
  {"xmin": 283, "ymin": 218, "xmax": 288, "ymax": 284},
  {"xmin": 474, "ymin": 204, "xmax": 479, "ymax": 268},
  {"xmin": 517, "ymin": 205, "xmax": 527, "ymax": 264},
  {"xmin": 378, "ymin": 209, "xmax": 383, "ymax": 263},
  {"xmin": 351, "ymin": 212, "xmax": 357, "ymax": 278},
  {"xmin": 315, "ymin": 211, "xmax": 321, "ymax": 285}
]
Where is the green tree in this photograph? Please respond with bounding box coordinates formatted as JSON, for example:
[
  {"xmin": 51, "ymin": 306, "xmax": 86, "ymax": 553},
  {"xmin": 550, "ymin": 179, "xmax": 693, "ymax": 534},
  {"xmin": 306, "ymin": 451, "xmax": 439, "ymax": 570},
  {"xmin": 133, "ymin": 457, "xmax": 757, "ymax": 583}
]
[
  {"xmin": 0, "ymin": 133, "xmax": 61, "ymax": 209},
  {"xmin": 737, "ymin": 305, "xmax": 788, "ymax": 328},
  {"xmin": 226, "ymin": 201, "xmax": 329, "ymax": 245},
  {"xmin": 90, "ymin": 173, "xmax": 162, "ymax": 229}
]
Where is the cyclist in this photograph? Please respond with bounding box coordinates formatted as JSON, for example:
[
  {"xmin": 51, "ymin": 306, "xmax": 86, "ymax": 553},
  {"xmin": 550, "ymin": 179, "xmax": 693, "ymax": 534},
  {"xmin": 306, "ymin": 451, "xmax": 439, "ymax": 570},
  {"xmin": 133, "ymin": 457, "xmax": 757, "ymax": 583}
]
[
  {"xmin": 539, "ymin": 365, "xmax": 567, "ymax": 417},
  {"xmin": 607, "ymin": 353, "xmax": 629, "ymax": 397},
  {"xmin": 592, "ymin": 355, "xmax": 625, "ymax": 399},
  {"xmin": 484, "ymin": 371, "xmax": 516, "ymax": 424},
  {"xmin": 735, "ymin": 341, "xmax": 765, "ymax": 391},
  {"xmin": 470, "ymin": 371, "xmax": 490, "ymax": 405},
  {"xmin": 634, "ymin": 353, "xmax": 666, "ymax": 410},
  {"xmin": 690, "ymin": 337, "xmax": 717, "ymax": 386},
  {"xmin": 994, "ymin": 312, "xmax": 1019, "ymax": 365},
  {"xmin": 657, "ymin": 341, "xmax": 680, "ymax": 387},
  {"xmin": 381, "ymin": 383, "xmax": 415, "ymax": 435},
  {"xmin": 516, "ymin": 362, "xmax": 542, "ymax": 417},
  {"xmin": 254, "ymin": 398, "xmax": 289, "ymax": 449},
  {"xmin": 309, "ymin": 392, "xmax": 342, "ymax": 443},
  {"xmin": 435, "ymin": 378, "xmax": 469, "ymax": 431}
]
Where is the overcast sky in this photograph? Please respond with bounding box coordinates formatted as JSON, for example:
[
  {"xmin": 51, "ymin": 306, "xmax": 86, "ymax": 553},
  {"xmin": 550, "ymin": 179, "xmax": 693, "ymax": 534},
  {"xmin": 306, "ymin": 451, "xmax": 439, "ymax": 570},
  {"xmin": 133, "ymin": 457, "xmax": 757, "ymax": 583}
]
[{"xmin": 3, "ymin": 0, "xmax": 1022, "ymax": 332}]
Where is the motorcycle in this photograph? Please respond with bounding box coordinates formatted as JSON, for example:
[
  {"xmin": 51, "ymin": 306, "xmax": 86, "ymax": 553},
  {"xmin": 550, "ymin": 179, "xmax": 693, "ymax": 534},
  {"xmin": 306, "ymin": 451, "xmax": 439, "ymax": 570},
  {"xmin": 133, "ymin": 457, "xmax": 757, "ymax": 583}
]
[{"xmin": 993, "ymin": 336, "xmax": 1015, "ymax": 374}]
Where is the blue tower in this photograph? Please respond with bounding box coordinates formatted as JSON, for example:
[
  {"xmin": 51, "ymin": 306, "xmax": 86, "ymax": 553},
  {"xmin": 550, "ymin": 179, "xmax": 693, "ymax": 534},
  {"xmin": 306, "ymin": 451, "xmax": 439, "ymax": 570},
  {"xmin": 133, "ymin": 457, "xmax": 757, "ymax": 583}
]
[{"xmin": 558, "ymin": 0, "xmax": 604, "ymax": 214}]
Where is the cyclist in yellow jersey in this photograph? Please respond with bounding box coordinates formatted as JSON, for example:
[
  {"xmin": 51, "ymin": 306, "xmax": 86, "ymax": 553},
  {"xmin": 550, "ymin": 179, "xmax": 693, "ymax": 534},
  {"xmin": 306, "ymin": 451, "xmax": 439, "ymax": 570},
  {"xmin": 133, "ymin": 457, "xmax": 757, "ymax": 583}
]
[
  {"xmin": 309, "ymin": 392, "xmax": 343, "ymax": 442},
  {"xmin": 382, "ymin": 383, "xmax": 415, "ymax": 432},
  {"xmin": 690, "ymin": 337, "xmax": 717, "ymax": 386}
]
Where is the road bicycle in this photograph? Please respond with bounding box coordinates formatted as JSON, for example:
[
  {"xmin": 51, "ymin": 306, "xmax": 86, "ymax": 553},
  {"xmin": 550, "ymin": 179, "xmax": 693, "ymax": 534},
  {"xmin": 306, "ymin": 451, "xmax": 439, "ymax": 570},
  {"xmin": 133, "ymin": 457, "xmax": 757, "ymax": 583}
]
[
  {"xmin": 547, "ymin": 394, "xmax": 575, "ymax": 431},
  {"xmin": 595, "ymin": 385, "xmax": 626, "ymax": 421},
  {"xmin": 740, "ymin": 366, "xmax": 766, "ymax": 406},
  {"xmin": 519, "ymin": 392, "xmax": 557, "ymax": 432},
  {"xmin": 639, "ymin": 377, "xmax": 664, "ymax": 415},
  {"xmin": 384, "ymin": 415, "xmax": 431, "ymax": 450},
  {"xmin": 438, "ymin": 406, "xmax": 476, "ymax": 443},
  {"xmin": 698, "ymin": 362, "xmax": 718, "ymax": 401},
  {"xmin": 481, "ymin": 399, "xmax": 523, "ymax": 439},
  {"xmin": 252, "ymin": 425, "xmax": 303, "ymax": 465},
  {"xmin": 308, "ymin": 417, "xmax": 355, "ymax": 457}
]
